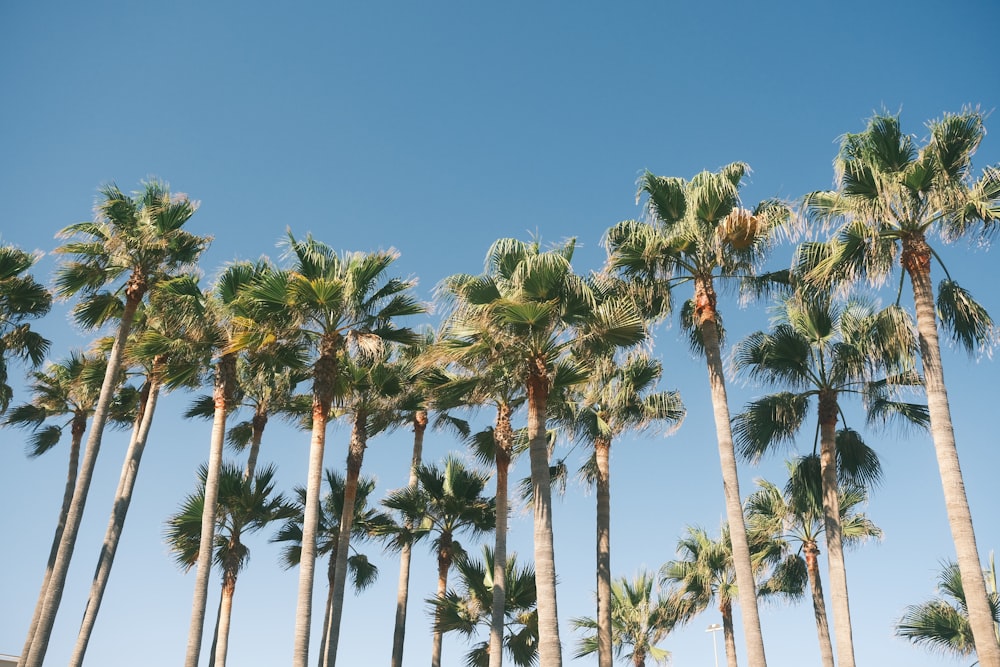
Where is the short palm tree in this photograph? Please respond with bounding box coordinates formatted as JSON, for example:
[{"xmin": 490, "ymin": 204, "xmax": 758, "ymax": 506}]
[
  {"xmin": 606, "ymin": 164, "xmax": 793, "ymax": 667},
  {"xmin": 245, "ymin": 232, "xmax": 422, "ymax": 667},
  {"xmin": 25, "ymin": 180, "xmax": 208, "ymax": 667},
  {"xmin": 896, "ymin": 553, "xmax": 1000, "ymax": 660},
  {"xmin": 384, "ymin": 455, "xmax": 496, "ymax": 667},
  {"xmin": 429, "ymin": 546, "xmax": 538, "ymax": 667},
  {"xmin": 745, "ymin": 468, "xmax": 882, "ymax": 667},
  {"xmin": 443, "ymin": 236, "xmax": 646, "ymax": 667},
  {"xmin": 561, "ymin": 351, "xmax": 684, "ymax": 667},
  {"xmin": 273, "ymin": 469, "xmax": 393, "ymax": 667},
  {"xmin": 732, "ymin": 289, "xmax": 921, "ymax": 667},
  {"xmin": 0, "ymin": 242, "xmax": 51, "ymax": 413},
  {"xmin": 573, "ymin": 570, "xmax": 689, "ymax": 667},
  {"xmin": 804, "ymin": 110, "xmax": 1000, "ymax": 665},
  {"xmin": 167, "ymin": 461, "xmax": 296, "ymax": 667}
]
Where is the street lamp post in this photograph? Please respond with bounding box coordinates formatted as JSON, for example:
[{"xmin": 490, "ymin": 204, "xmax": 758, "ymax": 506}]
[{"xmin": 706, "ymin": 623, "xmax": 722, "ymax": 667}]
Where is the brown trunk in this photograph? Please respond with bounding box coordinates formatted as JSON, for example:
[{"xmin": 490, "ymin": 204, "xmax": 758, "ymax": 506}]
[
  {"xmin": 804, "ymin": 542, "xmax": 835, "ymax": 667},
  {"xmin": 721, "ymin": 600, "xmax": 738, "ymax": 667},
  {"xmin": 319, "ymin": 550, "xmax": 337, "ymax": 667},
  {"xmin": 696, "ymin": 277, "xmax": 767, "ymax": 667},
  {"xmin": 902, "ymin": 237, "xmax": 1000, "ymax": 667},
  {"xmin": 431, "ymin": 533, "xmax": 453, "ymax": 667},
  {"xmin": 595, "ymin": 436, "xmax": 613, "ymax": 667},
  {"xmin": 244, "ymin": 408, "xmax": 269, "ymax": 481},
  {"xmin": 214, "ymin": 563, "xmax": 238, "ymax": 667},
  {"xmin": 490, "ymin": 402, "xmax": 513, "ymax": 667}
]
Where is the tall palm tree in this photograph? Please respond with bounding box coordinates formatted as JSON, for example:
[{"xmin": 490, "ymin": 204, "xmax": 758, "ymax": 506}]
[
  {"xmin": 572, "ymin": 570, "xmax": 690, "ymax": 667},
  {"xmin": 606, "ymin": 164, "xmax": 792, "ymax": 667},
  {"xmin": 167, "ymin": 462, "xmax": 296, "ymax": 667},
  {"xmin": 731, "ymin": 290, "xmax": 921, "ymax": 667},
  {"xmin": 245, "ymin": 232, "xmax": 422, "ymax": 667},
  {"xmin": 273, "ymin": 468, "xmax": 394, "ymax": 667},
  {"xmin": 561, "ymin": 351, "xmax": 684, "ymax": 667},
  {"xmin": 5, "ymin": 352, "xmax": 135, "ymax": 663},
  {"xmin": 804, "ymin": 110, "xmax": 1000, "ymax": 666},
  {"xmin": 384, "ymin": 455, "xmax": 496, "ymax": 667},
  {"xmin": 0, "ymin": 242, "xmax": 51, "ymax": 413},
  {"xmin": 24, "ymin": 180, "xmax": 207, "ymax": 667},
  {"xmin": 896, "ymin": 554, "xmax": 1000, "ymax": 660},
  {"xmin": 745, "ymin": 469, "xmax": 882, "ymax": 667},
  {"xmin": 443, "ymin": 236, "xmax": 647, "ymax": 667},
  {"xmin": 429, "ymin": 546, "xmax": 538, "ymax": 667},
  {"xmin": 70, "ymin": 275, "xmax": 211, "ymax": 667}
]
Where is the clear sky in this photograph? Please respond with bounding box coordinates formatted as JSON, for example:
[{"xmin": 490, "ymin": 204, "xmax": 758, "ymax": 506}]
[{"xmin": 2, "ymin": 2, "xmax": 999, "ymax": 666}]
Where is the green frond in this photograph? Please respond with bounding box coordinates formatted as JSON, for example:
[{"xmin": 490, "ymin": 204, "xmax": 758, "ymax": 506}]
[
  {"xmin": 936, "ymin": 278, "xmax": 994, "ymax": 354},
  {"xmin": 732, "ymin": 393, "xmax": 809, "ymax": 463}
]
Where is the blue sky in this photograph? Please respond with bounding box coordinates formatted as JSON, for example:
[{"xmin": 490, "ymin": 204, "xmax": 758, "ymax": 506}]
[{"xmin": 2, "ymin": 2, "xmax": 999, "ymax": 666}]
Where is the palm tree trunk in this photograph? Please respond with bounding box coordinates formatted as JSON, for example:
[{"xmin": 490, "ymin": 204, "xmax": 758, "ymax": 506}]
[
  {"xmin": 319, "ymin": 553, "xmax": 337, "ymax": 667},
  {"xmin": 490, "ymin": 403, "xmax": 513, "ymax": 667},
  {"xmin": 695, "ymin": 279, "xmax": 767, "ymax": 667},
  {"xmin": 431, "ymin": 536, "xmax": 453, "ymax": 667},
  {"xmin": 527, "ymin": 363, "xmax": 563, "ymax": 667},
  {"xmin": 721, "ymin": 601, "xmax": 738, "ymax": 667},
  {"xmin": 818, "ymin": 393, "xmax": 854, "ymax": 667},
  {"xmin": 214, "ymin": 569, "xmax": 237, "ymax": 667},
  {"xmin": 244, "ymin": 408, "xmax": 268, "ymax": 481},
  {"xmin": 23, "ymin": 295, "xmax": 140, "ymax": 667},
  {"xmin": 208, "ymin": 594, "xmax": 223, "ymax": 667},
  {"xmin": 595, "ymin": 437, "xmax": 613, "ymax": 667},
  {"xmin": 18, "ymin": 413, "xmax": 85, "ymax": 665},
  {"xmin": 293, "ymin": 347, "xmax": 337, "ymax": 667},
  {"xmin": 391, "ymin": 410, "xmax": 427, "ymax": 667},
  {"xmin": 187, "ymin": 353, "xmax": 237, "ymax": 667},
  {"xmin": 70, "ymin": 374, "xmax": 161, "ymax": 667},
  {"xmin": 904, "ymin": 239, "xmax": 1000, "ymax": 667},
  {"xmin": 804, "ymin": 543, "xmax": 835, "ymax": 667},
  {"xmin": 326, "ymin": 408, "xmax": 368, "ymax": 667}
]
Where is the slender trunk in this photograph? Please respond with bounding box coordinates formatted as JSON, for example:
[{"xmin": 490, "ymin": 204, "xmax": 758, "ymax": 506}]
[
  {"xmin": 489, "ymin": 403, "xmax": 513, "ymax": 667},
  {"xmin": 319, "ymin": 552, "xmax": 336, "ymax": 667},
  {"xmin": 695, "ymin": 278, "xmax": 766, "ymax": 667},
  {"xmin": 214, "ymin": 566, "xmax": 238, "ymax": 667},
  {"xmin": 244, "ymin": 408, "xmax": 268, "ymax": 481},
  {"xmin": 804, "ymin": 543, "xmax": 835, "ymax": 667},
  {"xmin": 326, "ymin": 408, "xmax": 367, "ymax": 667},
  {"xmin": 818, "ymin": 391, "xmax": 854, "ymax": 667},
  {"xmin": 208, "ymin": 594, "xmax": 223, "ymax": 667},
  {"xmin": 902, "ymin": 237, "xmax": 1000, "ymax": 667},
  {"xmin": 187, "ymin": 352, "xmax": 237, "ymax": 667},
  {"xmin": 595, "ymin": 436, "xmax": 612, "ymax": 667},
  {"xmin": 391, "ymin": 410, "xmax": 427, "ymax": 667},
  {"xmin": 431, "ymin": 534, "xmax": 453, "ymax": 667},
  {"xmin": 23, "ymin": 294, "xmax": 140, "ymax": 667},
  {"xmin": 527, "ymin": 360, "xmax": 562, "ymax": 667},
  {"xmin": 292, "ymin": 342, "xmax": 337, "ymax": 667},
  {"xmin": 721, "ymin": 600, "xmax": 738, "ymax": 667},
  {"xmin": 18, "ymin": 412, "xmax": 85, "ymax": 665},
  {"xmin": 70, "ymin": 373, "xmax": 161, "ymax": 667}
]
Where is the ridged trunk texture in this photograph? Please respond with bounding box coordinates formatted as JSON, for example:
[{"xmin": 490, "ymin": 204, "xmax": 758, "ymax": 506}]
[
  {"xmin": 721, "ymin": 601, "xmax": 738, "ymax": 667},
  {"xmin": 695, "ymin": 277, "xmax": 767, "ymax": 667},
  {"xmin": 70, "ymin": 373, "xmax": 161, "ymax": 667},
  {"xmin": 804, "ymin": 543, "xmax": 835, "ymax": 667},
  {"xmin": 244, "ymin": 408, "xmax": 268, "ymax": 481},
  {"xmin": 186, "ymin": 352, "xmax": 237, "ymax": 667},
  {"xmin": 595, "ymin": 437, "xmax": 613, "ymax": 667},
  {"xmin": 391, "ymin": 410, "xmax": 427, "ymax": 667},
  {"xmin": 527, "ymin": 359, "xmax": 562, "ymax": 667},
  {"xmin": 818, "ymin": 389, "xmax": 854, "ymax": 667},
  {"xmin": 319, "ymin": 548, "xmax": 337, "ymax": 667},
  {"xmin": 214, "ymin": 565, "xmax": 238, "ymax": 667},
  {"xmin": 902, "ymin": 236, "xmax": 1000, "ymax": 667},
  {"xmin": 22, "ymin": 294, "xmax": 141, "ymax": 667},
  {"xmin": 431, "ymin": 534, "xmax": 453, "ymax": 667},
  {"xmin": 489, "ymin": 403, "xmax": 513, "ymax": 667}
]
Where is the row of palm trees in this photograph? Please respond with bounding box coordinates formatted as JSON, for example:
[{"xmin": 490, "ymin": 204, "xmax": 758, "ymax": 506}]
[{"xmin": 1, "ymin": 108, "xmax": 998, "ymax": 667}]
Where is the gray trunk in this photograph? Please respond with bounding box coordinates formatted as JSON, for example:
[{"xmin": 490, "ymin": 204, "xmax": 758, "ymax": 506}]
[{"xmin": 595, "ymin": 438, "xmax": 612, "ymax": 667}]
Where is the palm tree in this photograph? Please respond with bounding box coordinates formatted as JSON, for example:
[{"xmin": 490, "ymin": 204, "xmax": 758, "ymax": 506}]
[
  {"xmin": 896, "ymin": 554, "xmax": 1000, "ymax": 660},
  {"xmin": 606, "ymin": 164, "xmax": 792, "ymax": 667},
  {"xmin": 731, "ymin": 289, "xmax": 921, "ymax": 667},
  {"xmin": 167, "ymin": 461, "xmax": 296, "ymax": 667},
  {"xmin": 745, "ymin": 468, "xmax": 882, "ymax": 667},
  {"xmin": 573, "ymin": 570, "xmax": 690, "ymax": 667},
  {"xmin": 245, "ymin": 231, "xmax": 422, "ymax": 667},
  {"xmin": 0, "ymin": 242, "xmax": 51, "ymax": 413},
  {"xmin": 24, "ymin": 180, "xmax": 207, "ymax": 667},
  {"xmin": 804, "ymin": 110, "xmax": 1000, "ymax": 666},
  {"xmin": 273, "ymin": 469, "xmax": 394, "ymax": 667},
  {"xmin": 560, "ymin": 351, "xmax": 684, "ymax": 667},
  {"xmin": 384, "ymin": 455, "xmax": 496, "ymax": 667},
  {"xmin": 5, "ymin": 352, "xmax": 135, "ymax": 663},
  {"xmin": 429, "ymin": 546, "xmax": 538, "ymax": 667},
  {"xmin": 70, "ymin": 275, "xmax": 211, "ymax": 667},
  {"xmin": 443, "ymin": 236, "xmax": 647, "ymax": 667}
]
